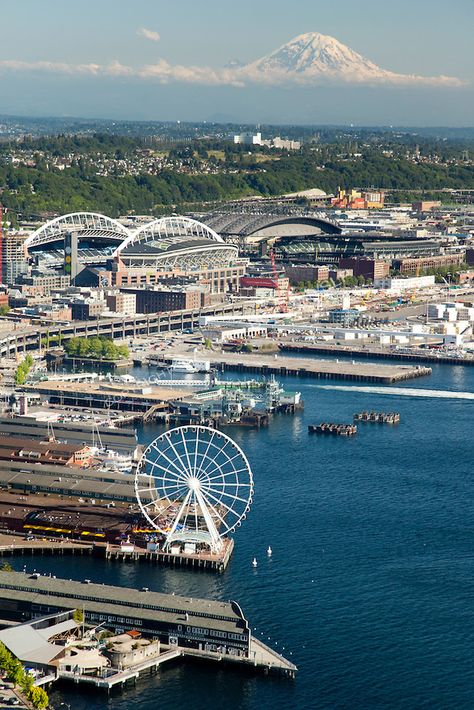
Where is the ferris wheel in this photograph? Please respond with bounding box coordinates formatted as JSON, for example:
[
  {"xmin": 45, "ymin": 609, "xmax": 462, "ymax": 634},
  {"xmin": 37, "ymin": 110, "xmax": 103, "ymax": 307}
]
[{"xmin": 135, "ymin": 426, "xmax": 253, "ymax": 553}]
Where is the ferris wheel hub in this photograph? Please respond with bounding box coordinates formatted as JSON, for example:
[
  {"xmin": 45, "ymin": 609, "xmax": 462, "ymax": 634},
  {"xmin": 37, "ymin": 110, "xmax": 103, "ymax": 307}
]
[{"xmin": 187, "ymin": 476, "xmax": 202, "ymax": 491}]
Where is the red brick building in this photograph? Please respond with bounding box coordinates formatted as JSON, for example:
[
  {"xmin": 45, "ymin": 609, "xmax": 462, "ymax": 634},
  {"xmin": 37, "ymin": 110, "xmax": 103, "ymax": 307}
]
[{"xmin": 338, "ymin": 258, "xmax": 390, "ymax": 281}]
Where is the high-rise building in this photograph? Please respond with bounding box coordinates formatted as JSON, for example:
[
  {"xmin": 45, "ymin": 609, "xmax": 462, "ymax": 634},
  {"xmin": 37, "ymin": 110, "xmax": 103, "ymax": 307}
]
[{"xmin": 1, "ymin": 232, "xmax": 29, "ymax": 285}]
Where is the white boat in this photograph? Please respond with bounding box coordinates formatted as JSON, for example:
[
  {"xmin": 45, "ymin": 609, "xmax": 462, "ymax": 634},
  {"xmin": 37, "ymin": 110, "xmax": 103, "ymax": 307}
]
[
  {"xmin": 252, "ymin": 557, "xmax": 258, "ymax": 567},
  {"xmin": 170, "ymin": 358, "xmax": 210, "ymax": 374},
  {"xmin": 267, "ymin": 546, "xmax": 272, "ymax": 557},
  {"xmin": 91, "ymin": 447, "xmax": 133, "ymax": 473}
]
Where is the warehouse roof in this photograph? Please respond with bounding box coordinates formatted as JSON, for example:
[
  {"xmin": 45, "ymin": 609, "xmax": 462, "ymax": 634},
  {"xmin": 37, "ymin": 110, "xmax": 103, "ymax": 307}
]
[
  {"xmin": 0, "ymin": 612, "xmax": 78, "ymax": 665},
  {"xmin": 0, "ymin": 571, "xmax": 247, "ymax": 635}
]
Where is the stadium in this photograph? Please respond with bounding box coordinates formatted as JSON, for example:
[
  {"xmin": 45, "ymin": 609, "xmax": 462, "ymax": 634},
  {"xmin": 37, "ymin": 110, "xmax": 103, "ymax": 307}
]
[
  {"xmin": 24, "ymin": 212, "xmax": 247, "ymax": 294},
  {"xmin": 23, "ymin": 211, "xmax": 443, "ymax": 274}
]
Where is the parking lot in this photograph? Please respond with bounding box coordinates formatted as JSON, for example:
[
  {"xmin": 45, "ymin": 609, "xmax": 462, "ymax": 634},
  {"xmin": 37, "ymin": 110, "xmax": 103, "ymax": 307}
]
[{"xmin": 0, "ymin": 680, "xmax": 26, "ymax": 708}]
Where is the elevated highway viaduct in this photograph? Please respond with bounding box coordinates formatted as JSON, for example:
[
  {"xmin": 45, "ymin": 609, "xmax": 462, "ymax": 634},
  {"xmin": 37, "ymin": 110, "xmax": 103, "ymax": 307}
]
[{"xmin": 0, "ymin": 301, "xmax": 257, "ymax": 359}]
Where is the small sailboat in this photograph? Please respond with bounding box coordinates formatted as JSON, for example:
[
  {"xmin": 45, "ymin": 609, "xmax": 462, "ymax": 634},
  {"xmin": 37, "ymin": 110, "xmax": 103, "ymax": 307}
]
[
  {"xmin": 252, "ymin": 557, "xmax": 258, "ymax": 567},
  {"xmin": 267, "ymin": 546, "xmax": 272, "ymax": 557}
]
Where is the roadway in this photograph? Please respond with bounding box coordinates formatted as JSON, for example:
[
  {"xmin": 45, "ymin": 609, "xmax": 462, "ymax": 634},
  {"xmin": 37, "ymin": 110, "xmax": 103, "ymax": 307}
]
[{"xmin": 0, "ymin": 301, "xmax": 257, "ymax": 358}]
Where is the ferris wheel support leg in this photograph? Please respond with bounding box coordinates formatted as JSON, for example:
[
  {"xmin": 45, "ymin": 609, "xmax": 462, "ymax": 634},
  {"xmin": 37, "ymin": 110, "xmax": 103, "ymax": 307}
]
[
  {"xmin": 164, "ymin": 489, "xmax": 192, "ymax": 550},
  {"xmin": 194, "ymin": 487, "xmax": 223, "ymax": 554}
]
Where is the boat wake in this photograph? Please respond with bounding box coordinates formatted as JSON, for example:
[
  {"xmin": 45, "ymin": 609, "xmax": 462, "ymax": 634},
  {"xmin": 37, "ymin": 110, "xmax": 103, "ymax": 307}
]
[{"xmin": 315, "ymin": 385, "xmax": 474, "ymax": 400}]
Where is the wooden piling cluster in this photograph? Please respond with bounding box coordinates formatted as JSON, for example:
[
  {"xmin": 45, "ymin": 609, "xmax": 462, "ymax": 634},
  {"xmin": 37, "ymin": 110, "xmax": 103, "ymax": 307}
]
[
  {"xmin": 354, "ymin": 411, "xmax": 400, "ymax": 424},
  {"xmin": 308, "ymin": 423, "xmax": 357, "ymax": 436}
]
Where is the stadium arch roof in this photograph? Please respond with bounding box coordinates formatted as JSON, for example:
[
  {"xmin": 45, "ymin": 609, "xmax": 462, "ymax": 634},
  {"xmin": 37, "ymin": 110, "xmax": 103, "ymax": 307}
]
[
  {"xmin": 115, "ymin": 216, "xmax": 237, "ymax": 271},
  {"xmin": 113, "ymin": 216, "xmax": 223, "ymax": 256},
  {"xmin": 25, "ymin": 212, "xmax": 132, "ymax": 250},
  {"xmin": 203, "ymin": 213, "xmax": 342, "ymax": 241}
]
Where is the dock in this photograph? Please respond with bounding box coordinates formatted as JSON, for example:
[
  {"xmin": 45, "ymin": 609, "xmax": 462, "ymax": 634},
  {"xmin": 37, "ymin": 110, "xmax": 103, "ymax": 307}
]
[
  {"xmin": 23, "ymin": 379, "xmax": 191, "ymax": 413},
  {"xmin": 102, "ymin": 538, "xmax": 234, "ymax": 572},
  {"xmin": 279, "ymin": 342, "xmax": 474, "ymax": 367},
  {"xmin": 58, "ymin": 648, "xmax": 183, "ymax": 689},
  {"xmin": 151, "ymin": 351, "xmax": 432, "ymax": 384}
]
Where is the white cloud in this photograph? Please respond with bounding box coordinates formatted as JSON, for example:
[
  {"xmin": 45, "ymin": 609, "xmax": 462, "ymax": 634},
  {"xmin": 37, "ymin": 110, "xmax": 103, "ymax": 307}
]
[
  {"xmin": 138, "ymin": 60, "xmax": 245, "ymax": 86},
  {"xmin": 137, "ymin": 28, "xmax": 160, "ymax": 42},
  {"xmin": 0, "ymin": 57, "xmax": 466, "ymax": 89},
  {"xmin": 0, "ymin": 59, "xmax": 101, "ymax": 75}
]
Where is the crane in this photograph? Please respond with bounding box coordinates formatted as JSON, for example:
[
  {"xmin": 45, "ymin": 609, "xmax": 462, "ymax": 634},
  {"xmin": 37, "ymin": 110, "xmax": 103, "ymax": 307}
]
[{"xmin": 269, "ymin": 247, "xmax": 289, "ymax": 313}]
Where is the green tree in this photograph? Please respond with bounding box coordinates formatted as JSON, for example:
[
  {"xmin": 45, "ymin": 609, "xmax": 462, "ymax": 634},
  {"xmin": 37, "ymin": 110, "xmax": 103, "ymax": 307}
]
[
  {"xmin": 73, "ymin": 608, "xmax": 84, "ymax": 623},
  {"xmin": 8, "ymin": 658, "xmax": 25, "ymax": 686},
  {"xmin": 28, "ymin": 686, "xmax": 49, "ymax": 709}
]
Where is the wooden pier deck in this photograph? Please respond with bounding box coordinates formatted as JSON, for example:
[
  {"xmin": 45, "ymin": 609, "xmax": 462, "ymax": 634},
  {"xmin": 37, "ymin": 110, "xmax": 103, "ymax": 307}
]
[
  {"xmin": 102, "ymin": 538, "xmax": 234, "ymax": 572},
  {"xmin": 59, "ymin": 648, "xmax": 183, "ymax": 689},
  {"xmin": 0, "ymin": 534, "xmax": 234, "ymax": 572},
  {"xmin": 153, "ymin": 351, "xmax": 432, "ymax": 384},
  {"xmin": 280, "ymin": 342, "xmax": 474, "ymax": 366},
  {"xmin": 181, "ymin": 638, "xmax": 297, "ymax": 676}
]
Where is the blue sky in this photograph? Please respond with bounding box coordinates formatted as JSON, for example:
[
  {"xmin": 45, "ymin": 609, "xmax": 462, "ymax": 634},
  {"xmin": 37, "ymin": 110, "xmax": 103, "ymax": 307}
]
[{"xmin": 1, "ymin": 0, "xmax": 472, "ymax": 125}]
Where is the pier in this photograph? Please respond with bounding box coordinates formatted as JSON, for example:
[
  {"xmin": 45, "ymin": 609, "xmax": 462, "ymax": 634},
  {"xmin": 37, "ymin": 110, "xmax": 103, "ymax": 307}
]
[
  {"xmin": 102, "ymin": 538, "xmax": 234, "ymax": 572},
  {"xmin": 149, "ymin": 351, "xmax": 432, "ymax": 384},
  {"xmin": 23, "ymin": 379, "xmax": 191, "ymax": 413},
  {"xmin": 58, "ymin": 648, "xmax": 183, "ymax": 689},
  {"xmin": 0, "ymin": 571, "xmax": 297, "ymax": 678},
  {"xmin": 280, "ymin": 342, "xmax": 474, "ymax": 366}
]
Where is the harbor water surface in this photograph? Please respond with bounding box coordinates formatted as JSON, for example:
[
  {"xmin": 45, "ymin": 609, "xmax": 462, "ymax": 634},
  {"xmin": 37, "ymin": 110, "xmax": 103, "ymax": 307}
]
[{"xmin": 12, "ymin": 361, "xmax": 474, "ymax": 709}]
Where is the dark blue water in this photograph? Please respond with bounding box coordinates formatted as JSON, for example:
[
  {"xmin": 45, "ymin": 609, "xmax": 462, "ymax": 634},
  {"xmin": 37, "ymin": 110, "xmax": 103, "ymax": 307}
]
[{"xmin": 11, "ymin": 362, "xmax": 474, "ymax": 709}]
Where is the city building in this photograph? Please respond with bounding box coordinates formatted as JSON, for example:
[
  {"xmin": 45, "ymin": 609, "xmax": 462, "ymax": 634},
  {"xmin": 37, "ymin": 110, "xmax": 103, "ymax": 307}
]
[
  {"xmin": 84, "ymin": 263, "xmax": 245, "ymax": 296},
  {"xmin": 16, "ymin": 272, "xmax": 71, "ymax": 295},
  {"xmin": 71, "ymin": 299, "xmax": 106, "ymax": 321},
  {"xmin": 105, "ymin": 290, "xmax": 136, "ymax": 316},
  {"xmin": 1, "ymin": 232, "xmax": 29, "ymax": 285},
  {"xmin": 412, "ymin": 201, "xmax": 442, "ymax": 212},
  {"xmin": 285, "ymin": 265, "xmax": 330, "ymax": 284},
  {"xmin": 338, "ymin": 257, "xmax": 390, "ymax": 281},
  {"xmin": 374, "ymin": 275, "xmax": 436, "ymax": 290},
  {"xmin": 465, "ymin": 248, "xmax": 474, "ymax": 265},
  {"xmin": 393, "ymin": 254, "xmax": 464, "ymax": 275},
  {"xmin": 122, "ymin": 286, "xmax": 209, "ymax": 314},
  {"xmin": 239, "ymin": 265, "xmax": 289, "ymax": 297},
  {"xmin": 0, "ymin": 436, "xmax": 92, "ymax": 467},
  {"xmin": 233, "ymin": 133, "xmax": 301, "ymax": 150},
  {"xmin": 328, "ymin": 308, "xmax": 360, "ymax": 325},
  {"xmin": 328, "ymin": 268, "xmax": 354, "ymax": 282},
  {"xmin": 331, "ymin": 188, "xmax": 385, "ymax": 209},
  {"xmin": 200, "ymin": 323, "xmax": 268, "ymax": 343},
  {"xmin": 233, "ymin": 132, "xmax": 263, "ymax": 146}
]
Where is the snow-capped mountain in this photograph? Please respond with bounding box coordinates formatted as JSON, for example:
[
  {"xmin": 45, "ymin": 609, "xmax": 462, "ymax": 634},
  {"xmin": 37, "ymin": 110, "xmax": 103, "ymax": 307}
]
[{"xmin": 239, "ymin": 32, "xmax": 462, "ymax": 86}]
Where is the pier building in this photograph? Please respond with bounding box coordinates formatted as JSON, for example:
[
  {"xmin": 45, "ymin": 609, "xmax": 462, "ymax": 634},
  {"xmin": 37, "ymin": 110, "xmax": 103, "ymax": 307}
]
[
  {"xmin": 0, "ymin": 415, "xmax": 138, "ymax": 457},
  {"xmin": 0, "ymin": 571, "xmax": 296, "ymax": 679}
]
